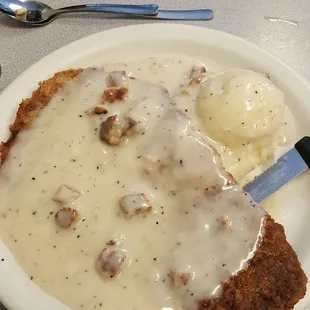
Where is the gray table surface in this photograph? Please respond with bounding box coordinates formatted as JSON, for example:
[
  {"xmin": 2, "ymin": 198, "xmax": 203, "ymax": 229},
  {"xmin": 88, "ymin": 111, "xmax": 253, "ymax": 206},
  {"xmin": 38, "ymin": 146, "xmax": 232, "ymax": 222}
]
[{"xmin": 0, "ymin": 0, "xmax": 309, "ymax": 309}]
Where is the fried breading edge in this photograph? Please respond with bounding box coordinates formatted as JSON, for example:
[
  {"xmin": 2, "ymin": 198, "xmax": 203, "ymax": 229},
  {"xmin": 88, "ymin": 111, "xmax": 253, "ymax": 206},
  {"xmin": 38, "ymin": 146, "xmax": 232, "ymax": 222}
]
[{"xmin": 0, "ymin": 69, "xmax": 83, "ymax": 164}]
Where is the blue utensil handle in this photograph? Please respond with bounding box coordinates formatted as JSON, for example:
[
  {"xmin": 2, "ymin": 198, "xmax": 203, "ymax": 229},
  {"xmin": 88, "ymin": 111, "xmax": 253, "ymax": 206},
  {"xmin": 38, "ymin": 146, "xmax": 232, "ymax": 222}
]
[
  {"xmin": 57, "ymin": 4, "xmax": 159, "ymax": 16},
  {"xmin": 295, "ymin": 136, "xmax": 310, "ymax": 168}
]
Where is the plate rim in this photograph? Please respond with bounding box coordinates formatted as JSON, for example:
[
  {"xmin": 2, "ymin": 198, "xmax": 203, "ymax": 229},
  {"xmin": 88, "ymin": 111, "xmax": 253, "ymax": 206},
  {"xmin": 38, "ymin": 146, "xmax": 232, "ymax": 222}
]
[{"xmin": 1, "ymin": 23, "xmax": 309, "ymax": 100}]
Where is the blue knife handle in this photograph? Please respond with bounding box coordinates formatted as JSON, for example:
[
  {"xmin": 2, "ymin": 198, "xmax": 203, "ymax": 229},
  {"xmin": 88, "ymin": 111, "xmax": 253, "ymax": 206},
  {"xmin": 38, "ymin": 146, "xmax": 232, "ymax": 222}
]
[{"xmin": 295, "ymin": 136, "xmax": 310, "ymax": 168}]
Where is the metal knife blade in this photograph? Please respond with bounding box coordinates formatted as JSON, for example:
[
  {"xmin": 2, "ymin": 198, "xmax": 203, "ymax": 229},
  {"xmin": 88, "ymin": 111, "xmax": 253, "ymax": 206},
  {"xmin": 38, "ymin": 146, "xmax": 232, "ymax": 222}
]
[
  {"xmin": 243, "ymin": 136, "xmax": 310, "ymax": 204},
  {"xmin": 145, "ymin": 9, "xmax": 214, "ymax": 20}
]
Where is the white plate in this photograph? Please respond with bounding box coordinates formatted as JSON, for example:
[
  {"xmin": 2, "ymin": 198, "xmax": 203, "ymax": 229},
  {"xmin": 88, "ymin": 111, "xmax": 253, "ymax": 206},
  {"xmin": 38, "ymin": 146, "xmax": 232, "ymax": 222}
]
[{"xmin": 0, "ymin": 24, "xmax": 309, "ymax": 310}]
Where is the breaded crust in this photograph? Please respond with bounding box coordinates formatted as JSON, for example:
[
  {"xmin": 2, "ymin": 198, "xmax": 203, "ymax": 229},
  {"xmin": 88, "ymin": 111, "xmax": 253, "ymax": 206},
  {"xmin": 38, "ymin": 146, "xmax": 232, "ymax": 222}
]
[
  {"xmin": 0, "ymin": 70, "xmax": 307, "ymax": 309},
  {"xmin": 0, "ymin": 69, "xmax": 83, "ymax": 164},
  {"xmin": 199, "ymin": 216, "xmax": 307, "ymax": 309}
]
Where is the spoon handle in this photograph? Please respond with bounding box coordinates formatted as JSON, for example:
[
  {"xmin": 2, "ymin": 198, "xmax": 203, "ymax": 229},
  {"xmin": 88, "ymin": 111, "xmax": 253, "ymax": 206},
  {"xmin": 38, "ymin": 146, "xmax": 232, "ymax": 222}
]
[
  {"xmin": 143, "ymin": 9, "xmax": 214, "ymax": 20},
  {"xmin": 54, "ymin": 4, "xmax": 159, "ymax": 16}
]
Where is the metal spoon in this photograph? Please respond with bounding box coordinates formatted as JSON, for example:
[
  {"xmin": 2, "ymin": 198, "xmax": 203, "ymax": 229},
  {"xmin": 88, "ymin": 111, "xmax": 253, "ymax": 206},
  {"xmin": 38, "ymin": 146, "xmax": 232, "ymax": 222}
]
[{"xmin": 0, "ymin": 0, "xmax": 159, "ymax": 25}]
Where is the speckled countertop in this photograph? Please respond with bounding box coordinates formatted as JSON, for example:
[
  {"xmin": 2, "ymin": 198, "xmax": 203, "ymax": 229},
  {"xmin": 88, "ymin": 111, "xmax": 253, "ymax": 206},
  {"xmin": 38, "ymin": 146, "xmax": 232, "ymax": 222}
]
[{"xmin": 0, "ymin": 0, "xmax": 309, "ymax": 309}]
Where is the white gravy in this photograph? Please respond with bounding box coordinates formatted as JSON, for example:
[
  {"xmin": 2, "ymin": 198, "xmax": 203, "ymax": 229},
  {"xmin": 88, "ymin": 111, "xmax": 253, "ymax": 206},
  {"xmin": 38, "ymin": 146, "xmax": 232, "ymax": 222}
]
[{"xmin": 0, "ymin": 58, "xmax": 265, "ymax": 310}]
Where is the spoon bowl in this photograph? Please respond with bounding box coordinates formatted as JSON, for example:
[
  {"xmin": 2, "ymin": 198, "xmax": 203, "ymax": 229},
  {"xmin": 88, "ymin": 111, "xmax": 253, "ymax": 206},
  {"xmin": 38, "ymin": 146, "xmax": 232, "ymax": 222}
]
[{"xmin": 0, "ymin": 0, "xmax": 53, "ymax": 24}]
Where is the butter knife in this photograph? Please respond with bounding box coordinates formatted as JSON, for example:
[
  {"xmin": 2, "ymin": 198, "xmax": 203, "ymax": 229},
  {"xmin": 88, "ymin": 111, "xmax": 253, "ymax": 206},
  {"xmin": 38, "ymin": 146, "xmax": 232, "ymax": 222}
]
[{"xmin": 243, "ymin": 136, "xmax": 310, "ymax": 203}]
